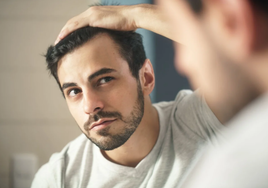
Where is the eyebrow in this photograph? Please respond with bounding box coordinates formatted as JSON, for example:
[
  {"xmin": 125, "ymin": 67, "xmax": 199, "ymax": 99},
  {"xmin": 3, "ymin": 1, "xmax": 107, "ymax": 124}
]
[
  {"xmin": 88, "ymin": 68, "xmax": 116, "ymax": 81},
  {"xmin": 61, "ymin": 68, "xmax": 116, "ymax": 91},
  {"xmin": 62, "ymin": 82, "xmax": 77, "ymax": 91}
]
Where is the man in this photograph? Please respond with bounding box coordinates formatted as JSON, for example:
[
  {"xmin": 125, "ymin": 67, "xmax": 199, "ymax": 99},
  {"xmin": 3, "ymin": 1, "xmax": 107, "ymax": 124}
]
[
  {"xmin": 158, "ymin": 1, "xmax": 268, "ymax": 187},
  {"xmin": 55, "ymin": 0, "xmax": 268, "ymax": 187},
  {"xmin": 31, "ymin": 25, "xmax": 222, "ymax": 187}
]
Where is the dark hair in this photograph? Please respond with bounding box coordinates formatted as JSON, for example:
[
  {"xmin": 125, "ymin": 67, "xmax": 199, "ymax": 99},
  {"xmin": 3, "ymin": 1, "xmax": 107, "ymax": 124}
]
[
  {"xmin": 186, "ymin": 0, "xmax": 268, "ymax": 15},
  {"xmin": 45, "ymin": 26, "xmax": 146, "ymax": 94},
  {"xmin": 186, "ymin": 0, "xmax": 203, "ymax": 14},
  {"xmin": 250, "ymin": 0, "xmax": 268, "ymax": 15}
]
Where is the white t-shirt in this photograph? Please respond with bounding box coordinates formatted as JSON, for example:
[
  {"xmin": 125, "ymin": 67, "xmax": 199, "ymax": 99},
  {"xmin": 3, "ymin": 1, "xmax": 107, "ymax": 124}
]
[
  {"xmin": 181, "ymin": 93, "xmax": 268, "ymax": 188},
  {"xmin": 31, "ymin": 90, "xmax": 222, "ymax": 188}
]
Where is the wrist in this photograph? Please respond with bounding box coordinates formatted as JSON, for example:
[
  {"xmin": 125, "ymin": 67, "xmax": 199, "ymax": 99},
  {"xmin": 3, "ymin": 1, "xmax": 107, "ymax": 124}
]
[{"xmin": 131, "ymin": 4, "xmax": 156, "ymax": 28}]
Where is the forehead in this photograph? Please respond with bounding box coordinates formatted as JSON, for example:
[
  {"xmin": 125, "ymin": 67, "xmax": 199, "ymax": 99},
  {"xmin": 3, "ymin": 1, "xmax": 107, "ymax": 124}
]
[{"xmin": 57, "ymin": 33, "xmax": 130, "ymax": 83}]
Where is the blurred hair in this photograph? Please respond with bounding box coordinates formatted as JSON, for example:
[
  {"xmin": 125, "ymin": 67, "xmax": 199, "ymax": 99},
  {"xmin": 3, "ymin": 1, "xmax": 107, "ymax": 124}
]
[
  {"xmin": 45, "ymin": 26, "xmax": 146, "ymax": 95},
  {"xmin": 187, "ymin": 0, "xmax": 268, "ymax": 15},
  {"xmin": 250, "ymin": 0, "xmax": 268, "ymax": 15},
  {"xmin": 186, "ymin": 0, "xmax": 203, "ymax": 14}
]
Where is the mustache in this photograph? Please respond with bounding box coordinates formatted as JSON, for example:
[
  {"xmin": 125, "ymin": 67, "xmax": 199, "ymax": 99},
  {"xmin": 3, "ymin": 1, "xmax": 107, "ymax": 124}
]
[{"xmin": 84, "ymin": 110, "xmax": 123, "ymax": 130}]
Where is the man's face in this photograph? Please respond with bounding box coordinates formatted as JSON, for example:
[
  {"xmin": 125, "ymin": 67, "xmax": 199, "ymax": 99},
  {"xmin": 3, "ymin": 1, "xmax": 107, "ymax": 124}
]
[{"xmin": 57, "ymin": 34, "xmax": 144, "ymax": 150}]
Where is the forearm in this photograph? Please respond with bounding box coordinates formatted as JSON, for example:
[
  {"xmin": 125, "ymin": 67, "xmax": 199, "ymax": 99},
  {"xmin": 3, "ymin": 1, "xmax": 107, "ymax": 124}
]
[
  {"xmin": 56, "ymin": 4, "xmax": 181, "ymax": 44},
  {"xmin": 133, "ymin": 4, "xmax": 176, "ymax": 42}
]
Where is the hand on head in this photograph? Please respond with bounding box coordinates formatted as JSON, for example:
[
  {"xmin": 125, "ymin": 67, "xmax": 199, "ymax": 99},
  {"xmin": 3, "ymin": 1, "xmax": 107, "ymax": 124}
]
[{"xmin": 55, "ymin": 5, "xmax": 139, "ymax": 44}]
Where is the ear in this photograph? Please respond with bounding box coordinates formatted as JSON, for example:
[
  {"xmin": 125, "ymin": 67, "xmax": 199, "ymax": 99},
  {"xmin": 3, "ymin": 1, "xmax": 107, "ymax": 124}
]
[
  {"xmin": 139, "ymin": 59, "xmax": 155, "ymax": 96},
  {"xmin": 203, "ymin": 0, "xmax": 255, "ymax": 62}
]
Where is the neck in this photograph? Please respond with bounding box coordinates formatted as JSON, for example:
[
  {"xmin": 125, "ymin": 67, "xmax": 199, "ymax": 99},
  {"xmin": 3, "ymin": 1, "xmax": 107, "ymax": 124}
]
[{"xmin": 101, "ymin": 97, "xmax": 159, "ymax": 167}]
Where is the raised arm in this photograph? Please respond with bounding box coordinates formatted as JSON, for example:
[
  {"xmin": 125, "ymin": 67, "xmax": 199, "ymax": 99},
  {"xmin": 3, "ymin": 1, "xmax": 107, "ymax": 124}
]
[
  {"xmin": 55, "ymin": 4, "xmax": 175, "ymax": 44},
  {"xmin": 54, "ymin": 3, "xmax": 233, "ymax": 125}
]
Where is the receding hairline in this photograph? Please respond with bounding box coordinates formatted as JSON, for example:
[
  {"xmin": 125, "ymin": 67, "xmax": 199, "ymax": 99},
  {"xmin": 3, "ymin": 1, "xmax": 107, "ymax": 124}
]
[
  {"xmin": 57, "ymin": 32, "xmax": 126, "ymax": 68},
  {"xmin": 56, "ymin": 32, "xmax": 134, "ymax": 85}
]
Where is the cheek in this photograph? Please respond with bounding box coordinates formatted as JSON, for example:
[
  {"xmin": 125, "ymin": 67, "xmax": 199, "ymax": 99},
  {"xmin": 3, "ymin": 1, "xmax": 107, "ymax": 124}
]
[
  {"xmin": 106, "ymin": 84, "xmax": 138, "ymax": 114},
  {"xmin": 108, "ymin": 90, "xmax": 133, "ymax": 108}
]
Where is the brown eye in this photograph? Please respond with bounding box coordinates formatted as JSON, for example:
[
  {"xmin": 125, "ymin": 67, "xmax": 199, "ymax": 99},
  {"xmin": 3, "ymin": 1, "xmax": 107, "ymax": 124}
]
[
  {"xmin": 99, "ymin": 77, "xmax": 114, "ymax": 85},
  {"xmin": 68, "ymin": 89, "xmax": 81, "ymax": 97}
]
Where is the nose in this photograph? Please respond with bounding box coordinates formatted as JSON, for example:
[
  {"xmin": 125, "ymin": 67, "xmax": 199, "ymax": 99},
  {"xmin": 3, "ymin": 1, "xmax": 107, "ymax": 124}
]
[{"xmin": 82, "ymin": 90, "xmax": 104, "ymax": 114}]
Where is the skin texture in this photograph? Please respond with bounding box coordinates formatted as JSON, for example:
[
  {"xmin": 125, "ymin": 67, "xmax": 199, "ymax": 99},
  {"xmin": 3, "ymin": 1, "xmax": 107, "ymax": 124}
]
[{"xmin": 57, "ymin": 33, "xmax": 159, "ymax": 167}]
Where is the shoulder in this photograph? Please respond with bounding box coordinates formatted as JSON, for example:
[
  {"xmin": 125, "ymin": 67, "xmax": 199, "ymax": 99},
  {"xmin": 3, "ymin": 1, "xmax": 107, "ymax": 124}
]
[
  {"xmin": 153, "ymin": 90, "xmax": 194, "ymax": 118},
  {"xmin": 31, "ymin": 134, "xmax": 90, "ymax": 187},
  {"xmin": 174, "ymin": 89, "xmax": 195, "ymax": 102},
  {"xmin": 153, "ymin": 89, "xmax": 197, "ymax": 114},
  {"xmin": 173, "ymin": 89, "xmax": 202, "ymax": 108},
  {"xmin": 155, "ymin": 89, "xmax": 223, "ymax": 140}
]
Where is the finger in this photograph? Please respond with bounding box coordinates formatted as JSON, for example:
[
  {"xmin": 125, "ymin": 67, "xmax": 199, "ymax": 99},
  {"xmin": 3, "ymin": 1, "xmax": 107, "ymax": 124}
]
[
  {"xmin": 54, "ymin": 28, "xmax": 68, "ymax": 45},
  {"xmin": 54, "ymin": 16, "xmax": 88, "ymax": 44}
]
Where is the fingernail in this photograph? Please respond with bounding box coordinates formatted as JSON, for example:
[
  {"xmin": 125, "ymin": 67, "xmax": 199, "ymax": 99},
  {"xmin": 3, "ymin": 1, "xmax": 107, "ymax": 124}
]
[
  {"xmin": 54, "ymin": 38, "xmax": 59, "ymax": 45},
  {"xmin": 59, "ymin": 29, "xmax": 67, "ymax": 38},
  {"xmin": 59, "ymin": 32, "xmax": 64, "ymax": 38}
]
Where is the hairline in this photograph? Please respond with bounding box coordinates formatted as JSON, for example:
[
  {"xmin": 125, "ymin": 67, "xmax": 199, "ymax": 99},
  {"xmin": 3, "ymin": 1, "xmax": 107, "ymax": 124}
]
[{"xmin": 56, "ymin": 31, "xmax": 143, "ymax": 96}]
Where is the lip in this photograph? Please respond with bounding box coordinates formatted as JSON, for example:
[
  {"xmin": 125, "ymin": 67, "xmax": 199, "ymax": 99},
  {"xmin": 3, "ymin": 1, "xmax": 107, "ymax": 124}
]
[{"xmin": 89, "ymin": 118, "xmax": 116, "ymax": 131}]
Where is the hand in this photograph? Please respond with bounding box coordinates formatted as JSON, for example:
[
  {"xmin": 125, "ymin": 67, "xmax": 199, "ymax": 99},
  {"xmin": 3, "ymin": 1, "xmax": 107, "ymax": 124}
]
[{"xmin": 55, "ymin": 5, "xmax": 141, "ymax": 44}]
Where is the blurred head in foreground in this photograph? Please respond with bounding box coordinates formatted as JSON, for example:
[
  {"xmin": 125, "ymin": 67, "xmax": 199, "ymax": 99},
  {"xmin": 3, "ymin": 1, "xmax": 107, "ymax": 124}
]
[{"xmin": 158, "ymin": 0, "xmax": 268, "ymax": 121}]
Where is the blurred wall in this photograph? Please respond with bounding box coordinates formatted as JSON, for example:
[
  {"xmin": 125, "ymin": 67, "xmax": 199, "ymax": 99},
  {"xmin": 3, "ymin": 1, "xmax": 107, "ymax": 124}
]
[
  {"xmin": 154, "ymin": 33, "xmax": 191, "ymax": 102},
  {"xmin": 0, "ymin": 0, "xmax": 98, "ymax": 187}
]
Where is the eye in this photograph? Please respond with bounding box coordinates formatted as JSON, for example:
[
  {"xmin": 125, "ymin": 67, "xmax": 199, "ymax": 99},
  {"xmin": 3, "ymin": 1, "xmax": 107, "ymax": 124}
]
[
  {"xmin": 98, "ymin": 77, "xmax": 114, "ymax": 85},
  {"xmin": 67, "ymin": 88, "xmax": 81, "ymax": 97}
]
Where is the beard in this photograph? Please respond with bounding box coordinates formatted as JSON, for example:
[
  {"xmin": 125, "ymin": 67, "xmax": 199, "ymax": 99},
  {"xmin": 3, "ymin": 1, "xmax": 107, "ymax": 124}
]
[{"xmin": 82, "ymin": 81, "xmax": 144, "ymax": 150}]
